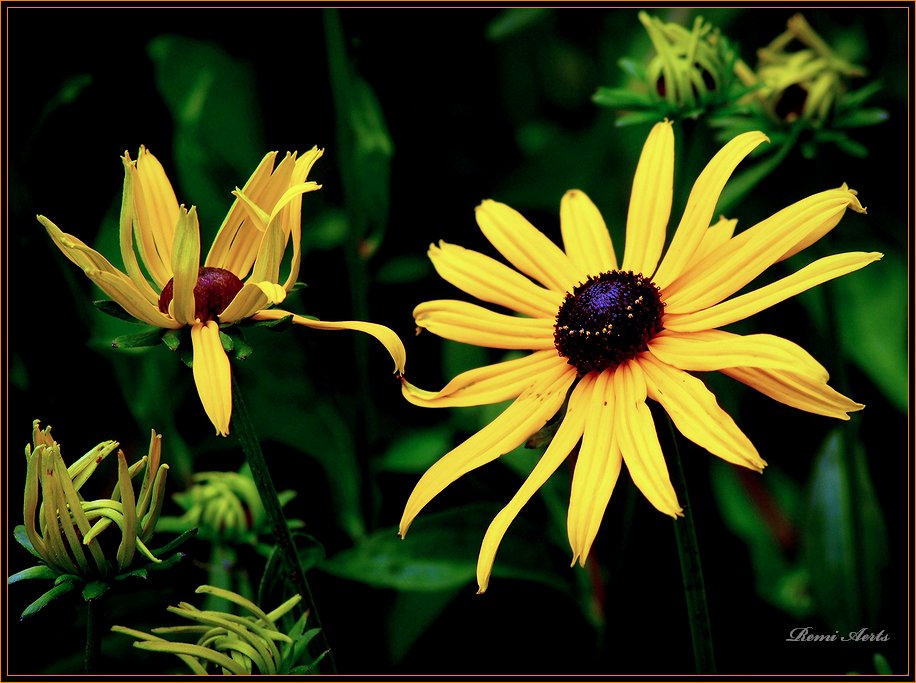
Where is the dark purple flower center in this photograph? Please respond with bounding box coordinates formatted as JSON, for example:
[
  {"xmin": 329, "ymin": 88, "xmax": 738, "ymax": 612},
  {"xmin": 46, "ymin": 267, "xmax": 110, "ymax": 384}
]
[
  {"xmin": 554, "ymin": 270, "xmax": 665, "ymax": 375},
  {"xmin": 158, "ymin": 267, "xmax": 244, "ymax": 323}
]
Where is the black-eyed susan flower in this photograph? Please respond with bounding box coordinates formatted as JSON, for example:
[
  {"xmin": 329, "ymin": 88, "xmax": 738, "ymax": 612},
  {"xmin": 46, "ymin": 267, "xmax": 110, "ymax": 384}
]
[
  {"xmin": 38, "ymin": 147, "xmax": 406, "ymax": 436},
  {"xmin": 399, "ymin": 120, "xmax": 878, "ymax": 593},
  {"xmin": 112, "ymin": 585, "xmax": 326, "ymax": 674},
  {"xmin": 10, "ymin": 421, "xmax": 177, "ymax": 617}
]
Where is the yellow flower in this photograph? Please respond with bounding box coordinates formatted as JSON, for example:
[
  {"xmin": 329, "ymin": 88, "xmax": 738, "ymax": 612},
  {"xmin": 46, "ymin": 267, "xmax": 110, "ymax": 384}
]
[
  {"xmin": 38, "ymin": 147, "xmax": 405, "ymax": 436},
  {"xmin": 400, "ymin": 120, "xmax": 877, "ymax": 593}
]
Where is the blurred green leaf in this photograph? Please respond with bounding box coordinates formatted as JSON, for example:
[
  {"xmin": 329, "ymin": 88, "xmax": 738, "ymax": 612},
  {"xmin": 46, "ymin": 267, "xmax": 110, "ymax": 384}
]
[
  {"xmin": 387, "ymin": 588, "xmax": 461, "ymax": 663},
  {"xmin": 375, "ymin": 255, "xmax": 433, "ymax": 285},
  {"xmin": 833, "ymin": 252, "xmax": 906, "ymax": 412},
  {"xmin": 485, "ymin": 8, "xmax": 551, "ymax": 41},
  {"xmin": 833, "ymin": 107, "xmax": 889, "ymax": 129},
  {"xmin": 111, "ymin": 327, "xmax": 163, "ymax": 350},
  {"xmin": 376, "ymin": 427, "xmax": 452, "ymax": 473},
  {"xmin": 839, "ymin": 81, "xmax": 883, "ymax": 110},
  {"xmin": 147, "ymin": 35, "xmax": 265, "ymax": 241},
  {"xmin": 302, "ymin": 208, "xmax": 350, "ymax": 252},
  {"xmin": 93, "ymin": 299, "xmax": 140, "ymax": 323},
  {"xmin": 321, "ymin": 504, "xmax": 572, "ymax": 594},
  {"xmin": 802, "ymin": 429, "xmax": 888, "ymax": 631},
  {"xmin": 592, "ymin": 86, "xmax": 654, "ymax": 110}
]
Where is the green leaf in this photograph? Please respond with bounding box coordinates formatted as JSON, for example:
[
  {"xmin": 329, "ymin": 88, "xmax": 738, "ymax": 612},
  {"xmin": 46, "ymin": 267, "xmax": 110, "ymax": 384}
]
[
  {"xmin": 833, "ymin": 107, "xmax": 889, "ymax": 129},
  {"xmin": 833, "ymin": 252, "xmax": 907, "ymax": 412},
  {"xmin": 485, "ymin": 8, "xmax": 551, "ymax": 41},
  {"xmin": 13, "ymin": 525, "xmax": 41, "ymax": 559},
  {"xmin": 93, "ymin": 300, "xmax": 138, "ymax": 322},
  {"xmin": 295, "ymin": 533, "xmax": 327, "ymax": 572},
  {"xmin": 830, "ymin": 135, "xmax": 869, "ymax": 158},
  {"xmin": 592, "ymin": 86, "xmax": 653, "ymax": 110},
  {"xmin": 613, "ymin": 110, "xmax": 666, "ymax": 127},
  {"xmin": 802, "ymin": 429, "xmax": 889, "ymax": 631},
  {"xmin": 8, "ymin": 565, "xmax": 57, "ymax": 584},
  {"xmin": 82, "ymin": 580, "xmax": 109, "ymax": 601},
  {"xmin": 838, "ymin": 80, "xmax": 883, "ymax": 110},
  {"xmin": 387, "ymin": 588, "xmax": 461, "ymax": 663},
  {"xmin": 21, "ymin": 581, "xmax": 78, "ymax": 619},
  {"xmin": 111, "ymin": 327, "xmax": 163, "ymax": 349},
  {"xmin": 375, "ymin": 427, "xmax": 453, "ymax": 473},
  {"xmin": 149, "ymin": 528, "xmax": 198, "ymax": 556},
  {"xmin": 375, "ymin": 255, "xmax": 433, "ymax": 285},
  {"xmin": 617, "ymin": 57, "xmax": 646, "ymax": 80}
]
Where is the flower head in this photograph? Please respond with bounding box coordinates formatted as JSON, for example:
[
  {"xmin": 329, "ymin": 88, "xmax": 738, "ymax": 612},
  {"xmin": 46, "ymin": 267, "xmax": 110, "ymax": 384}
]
[
  {"xmin": 400, "ymin": 120, "xmax": 877, "ymax": 592},
  {"xmin": 112, "ymin": 585, "xmax": 326, "ymax": 675},
  {"xmin": 39, "ymin": 147, "xmax": 406, "ymax": 436}
]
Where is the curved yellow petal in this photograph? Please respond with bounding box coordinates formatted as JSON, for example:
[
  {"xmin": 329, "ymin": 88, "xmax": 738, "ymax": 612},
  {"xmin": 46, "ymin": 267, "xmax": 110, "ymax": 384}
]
[
  {"xmin": 170, "ymin": 207, "xmax": 201, "ymax": 326},
  {"xmin": 475, "ymin": 200, "xmax": 580, "ymax": 294},
  {"xmin": 401, "ymin": 350, "xmax": 564, "ymax": 408},
  {"xmin": 252, "ymin": 308, "xmax": 406, "ymax": 375},
  {"xmin": 567, "ymin": 369, "xmax": 621, "ymax": 566},
  {"xmin": 249, "ymin": 212, "xmax": 286, "ymax": 285},
  {"xmin": 282, "ymin": 147, "xmax": 325, "ymax": 291},
  {"xmin": 663, "ymin": 186, "xmax": 865, "ymax": 313},
  {"xmin": 413, "ymin": 300, "xmax": 556, "ymax": 350},
  {"xmin": 664, "ymin": 251, "xmax": 883, "ymax": 332},
  {"xmin": 400, "ymin": 362, "xmax": 576, "ymax": 538},
  {"xmin": 191, "ymin": 321, "xmax": 232, "ymax": 437},
  {"xmin": 721, "ymin": 366, "xmax": 864, "ymax": 420},
  {"xmin": 652, "ymin": 131, "xmax": 769, "ymax": 289},
  {"xmin": 684, "ymin": 217, "xmax": 737, "ymax": 270},
  {"xmin": 219, "ymin": 282, "xmax": 287, "ymax": 324},
  {"xmin": 117, "ymin": 155, "xmax": 160, "ymax": 305},
  {"xmin": 639, "ymin": 353, "xmax": 766, "ymax": 471},
  {"xmin": 429, "ymin": 241, "xmax": 563, "ymax": 318},
  {"xmin": 84, "ymin": 269, "xmax": 180, "ymax": 328},
  {"xmin": 131, "ymin": 147, "xmax": 180, "ymax": 288},
  {"xmin": 613, "ymin": 361, "xmax": 682, "ymax": 517},
  {"xmin": 648, "ymin": 329, "xmax": 829, "ymax": 381},
  {"xmin": 560, "ymin": 190, "xmax": 617, "ymax": 279},
  {"xmin": 621, "ymin": 120, "xmax": 674, "ymax": 277},
  {"xmin": 477, "ymin": 372, "xmax": 592, "ymax": 593},
  {"xmin": 39, "ymin": 214, "xmax": 122, "ymax": 274}
]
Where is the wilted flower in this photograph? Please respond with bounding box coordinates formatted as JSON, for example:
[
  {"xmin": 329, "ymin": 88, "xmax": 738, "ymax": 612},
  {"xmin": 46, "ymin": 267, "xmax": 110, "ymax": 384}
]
[{"xmin": 112, "ymin": 585, "xmax": 326, "ymax": 675}]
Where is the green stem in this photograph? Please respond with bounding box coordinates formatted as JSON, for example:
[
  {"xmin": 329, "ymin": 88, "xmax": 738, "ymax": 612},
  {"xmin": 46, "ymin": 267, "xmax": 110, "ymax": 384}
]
[
  {"xmin": 231, "ymin": 376, "xmax": 337, "ymax": 673},
  {"xmin": 665, "ymin": 416, "xmax": 716, "ymax": 674},
  {"xmin": 84, "ymin": 597, "xmax": 101, "ymax": 674}
]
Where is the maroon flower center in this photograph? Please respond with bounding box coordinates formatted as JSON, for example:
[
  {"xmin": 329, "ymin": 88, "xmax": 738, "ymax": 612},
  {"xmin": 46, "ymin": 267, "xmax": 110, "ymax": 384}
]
[
  {"xmin": 158, "ymin": 267, "xmax": 244, "ymax": 323},
  {"xmin": 554, "ymin": 270, "xmax": 665, "ymax": 375}
]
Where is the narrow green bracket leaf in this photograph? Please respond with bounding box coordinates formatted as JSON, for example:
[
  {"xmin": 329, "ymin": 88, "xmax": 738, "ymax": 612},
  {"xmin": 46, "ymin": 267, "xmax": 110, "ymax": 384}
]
[
  {"xmin": 111, "ymin": 327, "xmax": 164, "ymax": 349},
  {"xmin": 8, "ymin": 565, "xmax": 57, "ymax": 584},
  {"xmin": 21, "ymin": 581, "xmax": 77, "ymax": 619}
]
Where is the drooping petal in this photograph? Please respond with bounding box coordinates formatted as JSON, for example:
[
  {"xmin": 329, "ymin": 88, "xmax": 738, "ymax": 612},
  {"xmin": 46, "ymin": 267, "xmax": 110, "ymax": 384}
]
[
  {"xmin": 170, "ymin": 207, "xmax": 201, "ymax": 325},
  {"xmin": 117, "ymin": 155, "xmax": 160, "ymax": 305},
  {"xmin": 218, "ymin": 282, "xmax": 287, "ymax": 324},
  {"xmin": 684, "ymin": 217, "xmax": 737, "ymax": 270},
  {"xmin": 475, "ymin": 200, "xmax": 580, "ymax": 293},
  {"xmin": 721, "ymin": 366, "xmax": 864, "ymax": 420},
  {"xmin": 567, "ymin": 369, "xmax": 621, "ymax": 566},
  {"xmin": 476, "ymin": 372, "xmax": 591, "ymax": 593},
  {"xmin": 39, "ymin": 214, "xmax": 124, "ymax": 274},
  {"xmin": 428, "ymin": 241, "xmax": 563, "ymax": 318},
  {"xmin": 621, "ymin": 120, "xmax": 674, "ymax": 277},
  {"xmin": 613, "ymin": 361, "xmax": 682, "ymax": 517},
  {"xmin": 401, "ymin": 350, "xmax": 565, "ymax": 408},
  {"xmin": 400, "ymin": 363, "xmax": 577, "ymax": 538},
  {"xmin": 190, "ymin": 321, "xmax": 232, "ymax": 436},
  {"xmin": 652, "ymin": 131, "xmax": 769, "ymax": 289},
  {"xmin": 251, "ymin": 308, "xmax": 406, "ymax": 375},
  {"xmin": 84, "ymin": 269, "xmax": 180, "ymax": 328},
  {"xmin": 663, "ymin": 186, "xmax": 865, "ymax": 313},
  {"xmin": 560, "ymin": 190, "xmax": 617, "ymax": 279},
  {"xmin": 131, "ymin": 147, "xmax": 181, "ymax": 288},
  {"xmin": 648, "ymin": 329, "xmax": 829, "ymax": 381},
  {"xmin": 664, "ymin": 251, "xmax": 883, "ymax": 332},
  {"xmin": 413, "ymin": 300, "xmax": 557, "ymax": 350},
  {"xmin": 639, "ymin": 353, "xmax": 766, "ymax": 471}
]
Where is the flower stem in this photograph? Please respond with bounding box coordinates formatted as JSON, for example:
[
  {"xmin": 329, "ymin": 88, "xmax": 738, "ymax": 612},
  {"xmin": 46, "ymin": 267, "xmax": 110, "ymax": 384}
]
[
  {"xmin": 84, "ymin": 598, "xmax": 101, "ymax": 673},
  {"xmin": 231, "ymin": 375, "xmax": 337, "ymax": 673},
  {"xmin": 665, "ymin": 415, "xmax": 716, "ymax": 674}
]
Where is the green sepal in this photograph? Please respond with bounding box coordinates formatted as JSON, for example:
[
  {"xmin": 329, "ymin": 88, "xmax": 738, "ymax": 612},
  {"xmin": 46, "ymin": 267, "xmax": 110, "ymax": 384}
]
[
  {"xmin": 93, "ymin": 300, "xmax": 138, "ymax": 322},
  {"xmin": 145, "ymin": 551, "xmax": 187, "ymax": 574},
  {"xmin": 13, "ymin": 525, "xmax": 42, "ymax": 559},
  {"xmin": 614, "ymin": 110, "xmax": 670, "ymax": 127},
  {"xmin": 82, "ymin": 580, "xmax": 109, "ymax": 602},
  {"xmin": 111, "ymin": 327, "xmax": 164, "ymax": 349},
  {"xmin": 220, "ymin": 327, "xmax": 254, "ymax": 361},
  {"xmin": 250, "ymin": 313, "xmax": 294, "ymax": 331},
  {"xmin": 8, "ymin": 564, "xmax": 57, "ymax": 584},
  {"xmin": 290, "ymin": 281, "xmax": 308, "ymax": 292},
  {"xmin": 617, "ymin": 56, "xmax": 646, "ymax": 80},
  {"xmin": 833, "ymin": 107, "xmax": 889, "ymax": 129},
  {"xmin": 219, "ymin": 330, "xmax": 234, "ymax": 353},
  {"xmin": 179, "ymin": 347, "xmax": 194, "ymax": 369},
  {"xmin": 592, "ymin": 86, "xmax": 654, "ymax": 110},
  {"xmin": 162, "ymin": 328, "xmax": 183, "ymax": 352},
  {"xmin": 149, "ymin": 528, "xmax": 198, "ymax": 556},
  {"xmin": 839, "ymin": 80, "xmax": 883, "ymax": 110},
  {"xmin": 115, "ymin": 567, "xmax": 149, "ymax": 581},
  {"xmin": 54, "ymin": 573, "xmax": 80, "ymax": 587},
  {"xmin": 21, "ymin": 581, "xmax": 77, "ymax": 619}
]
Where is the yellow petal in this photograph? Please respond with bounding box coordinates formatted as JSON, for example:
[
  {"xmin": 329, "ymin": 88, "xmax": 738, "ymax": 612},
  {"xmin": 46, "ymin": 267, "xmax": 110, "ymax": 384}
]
[
  {"xmin": 84, "ymin": 269, "xmax": 180, "ymax": 328},
  {"xmin": 249, "ymin": 211, "xmax": 286, "ymax": 285},
  {"xmin": 429, "ymin": 241, "xmax": 563, "ymax": 318},
  {"xmin": 648, "ymin": 329, "xmax": 829, "ymax": 381},
  {"xmin": 115, "ymin": 451, "xmax": 138, "ymax": 570},
  {"xmin": 401, "ymin": 350, "xmax": 564, "ymax": 408},
  {"xmin": 413, "ymin": 300, "xmax": 556, "ymax": 350},
  {"xmin": 664, "ymin": 251, "xmax": 883, "ymax": 332},
  {"xmin": 560, "ymin": 190, "xmax": 617, "ymax": 279},
  {"xmin": 639, "ymin": 353, "xmax": 766, "ymax": 471},
  {"xmin": 621, "ymin": 120, "xmax": 674, "ymax": 276},
  {"xmin": 477, "ymin": 372, "xmax": 591, "ymax": 593},
  {"xmin": 652, "ymin": 131, "xmax": 769, "ymax": 289},
  {"xmin": 613, "ymin": 362, "xmax": 682, "ymax": 517},
  {"xmin": 39, "ymin": 214, "xmax": 122, "ymax": 273},
  {"xmin": 663, "ymin": 186, "xmax": 865, "ymax": 313},
  {"xmin": 475, "ymin": 200, "xmax": 580, "ymax": 293},
  {"xmin": 684, "ymin": 217, "xmax": 737, "ymax": 270},
  {"xmin": 131, "ymin": 147, "xmax": 180, "ymax": 288},
  {"xmin": 567, "ymin": 369, "xmax": 621, "ymax": 566},
  {"xmin": 721, "ymin": 366, "xmax": 864, "ymax": 420},
  {"xmin": 117, "ymin": 156, "xmax": 160, "ymax": 305},
  {"xmin": 219, "ymin": 282, "xmax": 287, "ymax": 324},
  {"xmin": 252, "ymin": 308, "xmax": 406, "ymax": 375},
  {"xmin": 191, "ymin": 321, "xmax": 232, "ymax": 436},
  {"xmin": 282, "ymin": 148, "xmax": 325, "ymax": 291},
  {"xmin": 400, "ymin": 362, "xmax": 576, "ymax": 538},
  {"xmin": 170, "ymin": 206, "xmax": 201, "ymax": 325}
]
